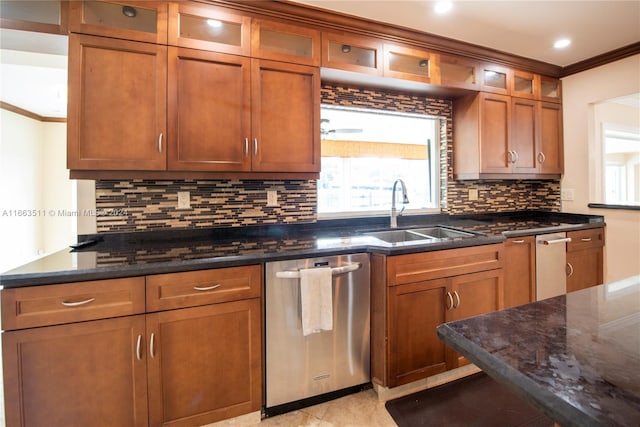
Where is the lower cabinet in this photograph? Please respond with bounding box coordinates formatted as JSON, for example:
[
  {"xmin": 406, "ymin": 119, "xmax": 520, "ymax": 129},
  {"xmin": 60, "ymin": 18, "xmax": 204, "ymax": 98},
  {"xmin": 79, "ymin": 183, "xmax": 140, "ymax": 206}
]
[
  {"xmin": 503, "ymin": 235, "xmax": 536, "ymax": 308},
  {"xmin": 147, "ymin": 300, "xmax": 262, "ymax": 427},
  {"xmin": 372, "ymin": 244, "xmax": 504, "ymax": 388},
  {"xmin": 3, "ymin": 315, "xmax": 149, "ymax": 427},
  {"xmin": 1, "ymin": 265, "xmax": 263, "ymax": 427},
  {"xmin": 566, "ymin": 228, "xmax": 605, "ymax": 292}
]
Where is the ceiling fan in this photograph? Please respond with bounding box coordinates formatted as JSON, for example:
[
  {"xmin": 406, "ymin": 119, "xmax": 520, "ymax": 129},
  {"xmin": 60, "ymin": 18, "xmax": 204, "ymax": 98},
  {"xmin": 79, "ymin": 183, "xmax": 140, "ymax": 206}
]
[{"xmin": 320, "ymin": 118, "xmax": 363, "ymax": 136}]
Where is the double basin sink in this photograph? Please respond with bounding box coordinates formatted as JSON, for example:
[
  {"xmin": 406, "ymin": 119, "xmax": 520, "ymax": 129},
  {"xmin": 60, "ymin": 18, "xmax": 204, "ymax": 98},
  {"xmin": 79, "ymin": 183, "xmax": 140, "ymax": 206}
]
[{"xmin": 363, "ymin": 226, "xmax": 478, "ymax": 246}]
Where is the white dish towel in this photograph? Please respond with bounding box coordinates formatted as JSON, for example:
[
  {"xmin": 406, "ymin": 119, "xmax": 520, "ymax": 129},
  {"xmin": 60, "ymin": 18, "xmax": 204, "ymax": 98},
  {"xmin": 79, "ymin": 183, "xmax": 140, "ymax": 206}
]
[{"xmin": 299, "ymin": 267, "xmax": 333, "ymax": 336}]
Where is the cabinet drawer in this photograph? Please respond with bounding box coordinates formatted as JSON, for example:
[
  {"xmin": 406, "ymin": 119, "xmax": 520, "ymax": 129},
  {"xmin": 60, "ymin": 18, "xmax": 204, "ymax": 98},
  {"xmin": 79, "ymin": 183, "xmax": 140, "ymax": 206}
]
[
  {"xmin": 386, "ymin": 244, "xmax": 503, "ymax": 286},
  {"xmin": 567, "ymin": 228, "xmax": 605, "ymax": 252},
  {"xmin": 1, "ymin": 277, "xmax": 145, "ymax": 331},
  {"xmin": 146, "ymin": 265, "xmax": 262, "ymax": 311}
]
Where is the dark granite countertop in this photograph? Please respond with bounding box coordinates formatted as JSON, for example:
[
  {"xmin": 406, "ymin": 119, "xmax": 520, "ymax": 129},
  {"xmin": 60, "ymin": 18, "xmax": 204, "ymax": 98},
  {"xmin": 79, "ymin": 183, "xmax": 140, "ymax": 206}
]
[
  {"xmin": 437, "ymin": 279, "xmax": 640, "ymax": 427},
  {"xmin": 0, "ymin": 211, "xmax": 605, "ymax": 288}
]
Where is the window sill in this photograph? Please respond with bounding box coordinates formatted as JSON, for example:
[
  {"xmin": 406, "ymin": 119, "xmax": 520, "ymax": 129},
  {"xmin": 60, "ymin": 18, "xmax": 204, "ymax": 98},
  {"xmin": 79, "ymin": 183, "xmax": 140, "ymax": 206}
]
[{"xmin": 588, "ymin": 203, "xmax": 640, "ymax": 211}]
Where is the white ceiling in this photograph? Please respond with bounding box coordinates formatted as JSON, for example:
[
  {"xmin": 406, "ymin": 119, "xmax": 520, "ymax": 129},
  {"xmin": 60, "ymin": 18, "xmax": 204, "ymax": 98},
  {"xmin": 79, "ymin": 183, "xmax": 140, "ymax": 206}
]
[{"xmin": 290, "ymin": 0, "xmax": 640, "ymax": 67}]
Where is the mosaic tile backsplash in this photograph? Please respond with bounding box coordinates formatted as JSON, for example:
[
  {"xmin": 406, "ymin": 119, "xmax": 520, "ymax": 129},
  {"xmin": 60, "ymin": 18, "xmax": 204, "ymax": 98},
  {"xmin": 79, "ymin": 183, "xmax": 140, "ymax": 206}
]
[{"xmin": 94, "ymin": 83, "xmax": 560, "ymax": 233}]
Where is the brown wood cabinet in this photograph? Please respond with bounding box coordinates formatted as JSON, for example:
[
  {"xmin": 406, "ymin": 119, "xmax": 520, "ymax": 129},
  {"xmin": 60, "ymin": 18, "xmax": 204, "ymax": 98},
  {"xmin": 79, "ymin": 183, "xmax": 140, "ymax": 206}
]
[
  {"xmin": 1, "ymin": 266, "xmax": 263, "ymax": 427},
  {"xmin": 67, "ymin": 33, "xmax": 168, "ymax": 171},
  {"xmin": 454, "ymin": 91, "xmax": 564, "ymax": 179},
  {"xmin": 69, "ymin": 0, "xmax": 168, "ymax": 44},
  {"xmin": 382, "ymin": 43, "xmax": 440, "ymax": 85},
  {"xmin": 503, "ymin": 236, "xmax": 536, "ymax": 308},
  {"xmin": 2, "ymin": 277, "xmax": 148, "ymax": 427},
  {"xmin": 372, "ymin": 244, "xmax": 504, "ymax": 388},
  {"xmin": 146, "ymin": 299, "xmax": 262, "ymax": 427},
  {"xmin": 567, "ymin": 228, "xmax": 605, "ymax": 292}
]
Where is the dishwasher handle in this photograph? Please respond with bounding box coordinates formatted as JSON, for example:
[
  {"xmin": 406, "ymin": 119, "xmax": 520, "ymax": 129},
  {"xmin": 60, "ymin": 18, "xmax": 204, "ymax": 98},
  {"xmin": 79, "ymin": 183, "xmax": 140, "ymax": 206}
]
[
  {"xmin": 275, "ymin": 262, "xmax": 361, "ymax": 279},
  {"xmin": 540, "ymin": 237, "xmax": 572, "ymax": 245}
]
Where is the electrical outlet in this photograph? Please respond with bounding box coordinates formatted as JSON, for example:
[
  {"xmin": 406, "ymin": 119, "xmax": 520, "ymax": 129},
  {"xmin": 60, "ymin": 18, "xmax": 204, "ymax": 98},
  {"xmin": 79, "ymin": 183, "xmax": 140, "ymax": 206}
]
[
  {"xmin": 267, "ymin": 190, "xmax": 278, "ymax": 207},
  {"xmin": 561, "ymin": 189, "xmax": 575, "ymax": 201},
  {"xmin": 177, "ymin": 191, "xmax": 191, "ymax": 209},
  {"xmin": 468, "ymin": 188, "xmax": 479, "ymax": 201}
]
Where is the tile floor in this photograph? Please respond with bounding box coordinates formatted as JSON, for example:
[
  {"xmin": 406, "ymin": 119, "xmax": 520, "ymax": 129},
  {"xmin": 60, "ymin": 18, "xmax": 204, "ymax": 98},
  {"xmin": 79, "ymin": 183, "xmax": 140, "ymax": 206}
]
[{"xmin": 209, "ymin": 389, "xmax": 397, "ymax": 427}]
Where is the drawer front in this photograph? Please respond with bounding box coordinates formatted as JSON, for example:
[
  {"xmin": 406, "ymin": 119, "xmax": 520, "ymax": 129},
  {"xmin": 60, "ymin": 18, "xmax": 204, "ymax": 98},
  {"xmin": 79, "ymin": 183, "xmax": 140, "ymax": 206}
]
[
  {"xmin": 1, "ymin": 277, "xmax": 145, "ymax": 331},
  {"xmin": 387, "ymin": 244, "xmax": 503, "ymax": 286},
  {"xmin": 146, "ymin": 265, "xmax": 262, "ymax": 311},
  {"xmin": 567, "ymin": 228, "xmax": 605, "ymax": 252}
]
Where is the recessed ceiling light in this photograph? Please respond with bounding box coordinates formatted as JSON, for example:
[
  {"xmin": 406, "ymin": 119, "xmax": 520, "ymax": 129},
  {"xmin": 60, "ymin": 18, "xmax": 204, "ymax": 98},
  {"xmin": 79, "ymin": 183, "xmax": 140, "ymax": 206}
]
[
  {"xmin": 553, "ymin": 38, "xmax": 571, "ymax": 49},
  {"xmin": 434, "ymin": 1, "xmax": 453, "ymax": 15}
]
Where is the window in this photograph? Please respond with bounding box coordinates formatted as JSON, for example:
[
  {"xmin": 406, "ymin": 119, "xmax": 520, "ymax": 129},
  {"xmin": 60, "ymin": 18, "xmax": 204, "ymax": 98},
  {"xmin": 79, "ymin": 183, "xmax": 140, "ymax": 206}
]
[
  {"xmin": 318, "ymin": 105, "xmax": 441, "ymax": 216},
  {"xmin": 603, "ymin": 125, "xmax": 640, "ymax": 205}
]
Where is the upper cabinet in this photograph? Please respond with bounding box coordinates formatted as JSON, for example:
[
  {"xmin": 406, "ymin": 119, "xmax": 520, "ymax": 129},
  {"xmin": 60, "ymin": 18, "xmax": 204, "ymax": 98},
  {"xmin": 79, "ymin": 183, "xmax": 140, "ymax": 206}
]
[
  {"xmin": 439, "ymin": 54, "xmax": 480, "ymax": 90},
  {"xmin": 0, "ymin": 0, "xmax": 68, "ymax": 34},
  {"xmin": 540, "ymin": 76, "xmax": 562, "ymax": 103},
  {"xmin": 67, "ymin": 34, "xmax": 168, "ymax": 171},
  {"xmin": 453, "ymin": 91, "xmax": 564, "ymax": 179},
  {"xmin": 67, "ymin": 0, "xmax": 321, "ymax": 178},
  {"xmin": 168, "ymin": 1, "xmax": 250, "ymax": 55},
  {"xmin": 251, "ymin": 19, "xmax": 321, "ymax": 66},
  {"xmin": 69, "ymin": 0, "xmax": 168, "ymax": 44},
  {"xmin": 382, "ymin": 43, "xmax": 440, "ymax": 85},
  {"xmin": 322, "ymin": 32, "xmax": 383, "ymax": 75},
  {"xmin": 480, "ymin": 64, "xmax": 511, "ymax": 95}
]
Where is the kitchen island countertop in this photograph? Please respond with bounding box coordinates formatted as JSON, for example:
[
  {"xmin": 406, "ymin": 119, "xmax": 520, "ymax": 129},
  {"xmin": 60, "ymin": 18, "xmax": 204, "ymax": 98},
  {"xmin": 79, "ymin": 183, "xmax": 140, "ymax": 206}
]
[{"xmin": 437, "ymin": 279, "xmax": 640, "ymax": 427}]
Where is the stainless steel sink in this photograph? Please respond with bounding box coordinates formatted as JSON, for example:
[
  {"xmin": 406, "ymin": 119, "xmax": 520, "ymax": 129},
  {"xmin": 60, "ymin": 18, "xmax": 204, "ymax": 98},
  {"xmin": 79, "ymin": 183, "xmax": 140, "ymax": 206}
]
[
  {"xmin": 365, "ymin": 229, "xmax": 438, "ymax": 244},
  {"xmin": 364, "ymin": 226, "xmax": 475, "ymax": 245}
]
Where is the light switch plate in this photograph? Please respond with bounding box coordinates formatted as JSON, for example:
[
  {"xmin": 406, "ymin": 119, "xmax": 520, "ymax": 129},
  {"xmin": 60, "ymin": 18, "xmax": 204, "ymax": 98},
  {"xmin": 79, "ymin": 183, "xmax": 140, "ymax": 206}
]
[
  {"xmin": 561, "ymin": 189, "xmax": 575, "ymax": 201},
  {"xmin": 177, "ymin": 191, "xmax": 191, "ymax": 209},
  {"xmin": 267, "ymin": 190, "xmax": 278, "ymax": 207}
]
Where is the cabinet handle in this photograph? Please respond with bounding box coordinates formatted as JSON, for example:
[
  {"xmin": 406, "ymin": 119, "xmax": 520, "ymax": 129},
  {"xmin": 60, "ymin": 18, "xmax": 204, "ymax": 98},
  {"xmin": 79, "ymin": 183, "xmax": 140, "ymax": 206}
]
[
  {"xmin": 507, "ymin": 151, "xmax": 514, "ymax": 163},
  {"xmin": 512, "ymin": 239, "xmax": 526, "ymax": 244},
  {"xmin": 446, "ymin": 292, "xmax": 454, "ymax": 310},
  {"xmin": 193, "ymin": 284, "xmax": 221, "ymax": 291},
  {"xmin": 453, "ymin": 291, "xmax": 461, "ymax": 308},
  {"xmin": 150, "ymin": 333, "xmax": 156, "ymax": 359},
  {"xmin": 566, "ymin": 262, "xmax": 574, "ymax": 277},
  {"xmin": 538, "ymin": 152, "xmax": 546, "ymax": 164},
  {"xmin": 253, "ymin": 138, "xmax": 258, "ymax": 156},
  {"xmin": 244, "ymin": 138, "xmax": 249, "ymax": 156},
  {"xmin": 136, "ymin": 335, "xmax": 142, "ymax": 361},
  {"xmin": 512, "ymin": 150, "xmax": 519, "ymax": 163},
  {"xmin": 61, "ymin": 297, "xmax": 95, "ymax": 307},
  {"xmin": 158, "ymin": 133, "xmax": 163, "ymax": 153},
  {"xmin": 581, "ymin": 237, "xmax": 592, "ymax": 242}
]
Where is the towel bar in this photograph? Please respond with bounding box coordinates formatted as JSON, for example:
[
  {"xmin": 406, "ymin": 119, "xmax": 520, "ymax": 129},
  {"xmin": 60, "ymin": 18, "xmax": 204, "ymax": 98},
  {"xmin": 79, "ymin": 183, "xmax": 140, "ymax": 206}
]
[{"xmin": 275, "ymin": 262, "xmax": 361, "ymax": 279}]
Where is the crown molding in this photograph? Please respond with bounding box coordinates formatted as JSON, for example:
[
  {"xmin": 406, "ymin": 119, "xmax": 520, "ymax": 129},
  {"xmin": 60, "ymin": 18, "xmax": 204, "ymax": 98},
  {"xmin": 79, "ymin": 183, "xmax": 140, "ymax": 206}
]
[{"xmin": 561, "ymin": 42, "xmax": 640, "ymax": 77}]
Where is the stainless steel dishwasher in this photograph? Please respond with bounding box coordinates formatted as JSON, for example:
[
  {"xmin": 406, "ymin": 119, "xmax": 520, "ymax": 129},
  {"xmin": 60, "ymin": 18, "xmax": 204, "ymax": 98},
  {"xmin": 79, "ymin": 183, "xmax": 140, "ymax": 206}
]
[
  {"xmin": 536, "ymin": 232, "xmax": 572, "ymax": 300},
  {"xmin": 264, "ymin": 253, "xmax": 370, "ymax": 414}
]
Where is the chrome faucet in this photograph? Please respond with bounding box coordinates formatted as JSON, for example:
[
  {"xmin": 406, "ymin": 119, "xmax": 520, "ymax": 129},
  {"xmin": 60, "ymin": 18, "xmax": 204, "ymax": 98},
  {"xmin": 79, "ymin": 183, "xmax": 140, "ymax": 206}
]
[{"xmin": 390, "ymin": 179, "xmax": 409, "ymax": 228}]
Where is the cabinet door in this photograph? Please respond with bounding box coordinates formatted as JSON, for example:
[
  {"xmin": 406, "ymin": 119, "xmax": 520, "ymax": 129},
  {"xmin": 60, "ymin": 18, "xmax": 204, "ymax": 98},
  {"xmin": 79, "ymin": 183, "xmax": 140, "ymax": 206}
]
[
  {"xmin": 167, "ymin": 47, "xmax": 251, "ymax": 171},
  {"xmin": 167, "ymin": 1, "xmax": 250, "ymax": 55},
  {"xmin": 567, "ymin": 249, "xmax": 603, "ymax": 293},
  {"xmin": 383, "ymin": 43, "xmax": 440, "ymax": 85},
  {"xmin": 511, "ymin": 97, "xmax": 538, "ymax": 173},
  {"xmin": 67, "ymin": 34, "xmax": 167, "ymax": 171},
  {"xmin": 147, "ymin": 299, "xmax": 262, "ymax": 427},
  {"xmin": 480, "ymin": 93, "xmax": 511, "ymax": 174},
  {"xmin": 251, "ymin": 18, "xmax": 320, "ymax": 66},
  {"xmin": 251, "ymin": 59, "xmax": 320, "ymax": 172},
  {"xmin": 322, "ymin": 32, "xmax": 383, "ymax": 75},
  {"xmin": 503, "ymin": 236, "xmax": 536, "ymax": 308},
  {"xmin": 2, "ymin": 315, "xmax": 148, "ymax": 427},
  {"xmin": 69, "ymin": 0, "xmax": 168, "ymax": 44},
  {"xmin": 387, "ymin": 279, "xmax": 449, "ymax": 387},
  {"xmin": 448, "ymin": 269, "xmax": 503, "ymax": 367},
  {"xmin": 538, "ymin": 101, "xmax": 564, "ymax": 174}
]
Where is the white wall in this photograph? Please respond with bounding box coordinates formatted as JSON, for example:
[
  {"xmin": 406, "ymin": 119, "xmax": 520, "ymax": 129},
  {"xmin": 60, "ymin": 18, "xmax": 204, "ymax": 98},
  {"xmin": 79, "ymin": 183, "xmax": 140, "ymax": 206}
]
[
  {"xmin": 561, "ymin": 54, "xmax": 640, "ymax": 282},
  {"xmin": 0, "ymin": 109, "xmax": 74, "ymax": 272}
]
